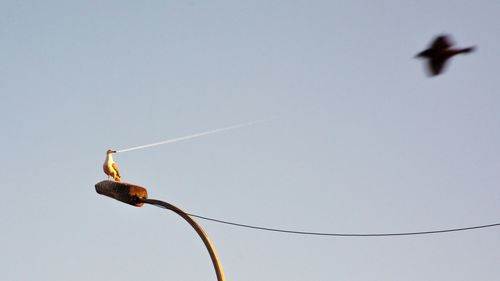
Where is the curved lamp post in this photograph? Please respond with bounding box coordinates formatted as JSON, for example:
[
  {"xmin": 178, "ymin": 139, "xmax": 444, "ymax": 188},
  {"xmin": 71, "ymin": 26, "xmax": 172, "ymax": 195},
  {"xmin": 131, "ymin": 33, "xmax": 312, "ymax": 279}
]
[{"xmin": 95, "ymin": 180, "xmax": 225, "ymax": 281}]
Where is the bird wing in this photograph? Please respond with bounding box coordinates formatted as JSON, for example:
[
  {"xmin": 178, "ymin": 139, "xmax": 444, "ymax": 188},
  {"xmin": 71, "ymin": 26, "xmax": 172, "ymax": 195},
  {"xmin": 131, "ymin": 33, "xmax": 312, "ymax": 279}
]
[
  {"xmin": 112, "ymin": 162, "xmax": 121, "ymax": 176},
  {"xmin": 431, "ymin": 35, "xmax": 453, "ymax": 50},
  {"xmin": 429, "ymin": 57, "xmax": 448, "ymax": 76}
]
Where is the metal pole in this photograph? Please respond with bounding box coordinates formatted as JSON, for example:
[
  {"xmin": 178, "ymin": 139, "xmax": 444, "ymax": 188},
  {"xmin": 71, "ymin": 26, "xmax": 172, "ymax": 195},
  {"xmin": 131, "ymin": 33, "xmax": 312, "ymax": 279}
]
[
  {"xmin": 139, "ymin": 198, "xmax": 226, "ymax": 281},
  {"xmin": 95, "ymin": 180, "xmax": 225, "ymax": 281}
]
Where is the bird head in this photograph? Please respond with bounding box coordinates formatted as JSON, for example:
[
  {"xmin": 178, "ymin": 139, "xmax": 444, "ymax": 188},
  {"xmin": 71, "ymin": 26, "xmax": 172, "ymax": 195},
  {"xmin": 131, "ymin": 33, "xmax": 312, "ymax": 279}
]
[
  {"xmin": 106, "ymin": 149, "xmax": 117, "ymax": 154},
  {"xmin": 415, "ymin": 49, "xmax": 429, "ymax": 59}
]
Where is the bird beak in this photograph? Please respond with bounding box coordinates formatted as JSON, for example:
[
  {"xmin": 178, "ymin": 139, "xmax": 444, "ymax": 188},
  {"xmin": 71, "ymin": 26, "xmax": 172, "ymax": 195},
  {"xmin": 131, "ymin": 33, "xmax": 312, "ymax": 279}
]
[{"xmin": 111, "ymin": 150, "xmax": 117, "ymax": 154}]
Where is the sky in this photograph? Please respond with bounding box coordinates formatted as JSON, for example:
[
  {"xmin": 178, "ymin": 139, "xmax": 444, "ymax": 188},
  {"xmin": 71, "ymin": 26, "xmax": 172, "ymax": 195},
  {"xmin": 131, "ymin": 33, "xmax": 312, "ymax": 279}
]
[{"xmin": 1, "ymin": 1, "xmax": 500, "ymax": 280}]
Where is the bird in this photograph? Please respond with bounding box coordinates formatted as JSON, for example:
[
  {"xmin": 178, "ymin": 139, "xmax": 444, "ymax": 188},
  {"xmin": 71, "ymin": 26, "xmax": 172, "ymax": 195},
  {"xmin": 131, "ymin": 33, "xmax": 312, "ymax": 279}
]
[
  {"xmin": 103, "ymin": 149, "xmax": 121, "ymax": 181},
  {"xmin": 416, "ymin": 34, "xmax": 475, "ymax": 76}
]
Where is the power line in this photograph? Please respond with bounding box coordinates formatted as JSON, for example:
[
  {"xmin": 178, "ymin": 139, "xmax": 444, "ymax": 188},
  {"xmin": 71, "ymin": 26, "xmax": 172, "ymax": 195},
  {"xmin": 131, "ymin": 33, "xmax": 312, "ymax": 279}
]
[
  {"xmin": 187, "ymin": 214, "xmax": 500, "ymax": 237},
  {"xmin": 140, "ymin": 199, "xmax": 500, "ymax": 237}
]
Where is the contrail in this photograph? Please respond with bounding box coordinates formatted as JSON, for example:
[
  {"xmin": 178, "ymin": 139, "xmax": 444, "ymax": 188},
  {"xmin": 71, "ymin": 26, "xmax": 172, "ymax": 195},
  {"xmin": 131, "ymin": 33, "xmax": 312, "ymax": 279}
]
[{"xmin": 116, "ymin": 119, "xmax": 268, "ymax": 153}]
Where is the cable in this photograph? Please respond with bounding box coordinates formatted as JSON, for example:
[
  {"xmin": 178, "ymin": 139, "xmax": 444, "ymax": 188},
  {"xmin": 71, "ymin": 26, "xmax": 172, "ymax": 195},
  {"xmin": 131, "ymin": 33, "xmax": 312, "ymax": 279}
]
[
  {"xmin": 187, "ymin": 214, "xmax": 500, "ymax": 237},
  {"xmin": 139, "ymin": 198, "xmax": 500, "ymax": 237}
]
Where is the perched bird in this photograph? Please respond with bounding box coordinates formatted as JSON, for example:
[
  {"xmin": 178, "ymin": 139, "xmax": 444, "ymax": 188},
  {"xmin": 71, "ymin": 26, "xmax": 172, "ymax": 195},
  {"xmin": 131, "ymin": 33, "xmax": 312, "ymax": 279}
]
[
  {"xmin": 416, "ymin": 35, "xmax": 475, "ymax": 76},
  {"xmin": 103, "ymin": 149, "xmax": 121, "ymax": 181}
]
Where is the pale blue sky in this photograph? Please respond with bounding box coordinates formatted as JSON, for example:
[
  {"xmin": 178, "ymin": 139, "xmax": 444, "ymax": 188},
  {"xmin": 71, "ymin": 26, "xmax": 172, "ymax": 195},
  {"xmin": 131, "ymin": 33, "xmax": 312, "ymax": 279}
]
[{"xmin": 1, "ymin": 1, "xmax": 500, "ymax": 280}]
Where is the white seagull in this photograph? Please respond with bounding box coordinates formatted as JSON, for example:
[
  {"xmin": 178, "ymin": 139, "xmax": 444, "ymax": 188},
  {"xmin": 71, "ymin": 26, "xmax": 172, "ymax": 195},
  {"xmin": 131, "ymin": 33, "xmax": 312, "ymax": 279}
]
[{"xmin": 103, "ymin": 149, "xmax": 121, "ymax": 181}]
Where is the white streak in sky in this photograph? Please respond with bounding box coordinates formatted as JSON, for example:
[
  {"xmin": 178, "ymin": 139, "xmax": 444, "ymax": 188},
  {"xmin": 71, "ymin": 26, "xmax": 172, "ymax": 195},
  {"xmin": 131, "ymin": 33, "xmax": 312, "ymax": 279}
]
[{"xmin": 116, "ymin": 119, "xmax": 268, "ymax": 153}]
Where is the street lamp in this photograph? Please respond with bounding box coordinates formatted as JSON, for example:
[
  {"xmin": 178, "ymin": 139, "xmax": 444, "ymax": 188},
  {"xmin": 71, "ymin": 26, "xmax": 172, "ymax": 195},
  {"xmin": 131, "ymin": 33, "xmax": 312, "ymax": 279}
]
[{"xmin": 95, "ymin": 180, "xmax": 226, "ymax": 281}]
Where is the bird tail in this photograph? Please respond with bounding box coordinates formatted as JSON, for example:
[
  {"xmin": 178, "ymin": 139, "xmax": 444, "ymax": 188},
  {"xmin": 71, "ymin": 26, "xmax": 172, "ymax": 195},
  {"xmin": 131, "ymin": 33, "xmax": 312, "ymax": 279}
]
[
  {"xmin": 114, "ymin": 174, "xmax": 121, "ymax": 182},
  {"xmin": 461, "ymin": 46, "xmax": 476, "ymax": 54}
]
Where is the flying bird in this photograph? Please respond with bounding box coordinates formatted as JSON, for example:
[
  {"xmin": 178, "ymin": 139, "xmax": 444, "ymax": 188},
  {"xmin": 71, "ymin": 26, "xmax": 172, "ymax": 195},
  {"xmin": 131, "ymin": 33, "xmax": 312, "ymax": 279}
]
[
  {"xmin": 103, "ymin": 149, "xmax": 121, "ymax": 181},
  {"xmin": 416, "ymin": 34, "xmax": 475, "ymax": 76}
]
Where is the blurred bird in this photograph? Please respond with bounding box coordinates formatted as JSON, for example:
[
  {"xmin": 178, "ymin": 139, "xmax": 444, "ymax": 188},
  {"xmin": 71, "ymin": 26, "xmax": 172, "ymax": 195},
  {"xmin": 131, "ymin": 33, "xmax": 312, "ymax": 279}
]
[
  {"xmin": 416, "ymin": 35, "xmax": 475, "ymax": 76},
  {"xmin": 103, "ymin": 149, "xmax": 121, "ymax": 181}
]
